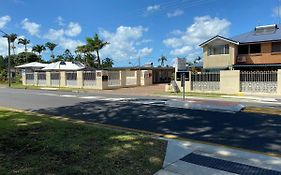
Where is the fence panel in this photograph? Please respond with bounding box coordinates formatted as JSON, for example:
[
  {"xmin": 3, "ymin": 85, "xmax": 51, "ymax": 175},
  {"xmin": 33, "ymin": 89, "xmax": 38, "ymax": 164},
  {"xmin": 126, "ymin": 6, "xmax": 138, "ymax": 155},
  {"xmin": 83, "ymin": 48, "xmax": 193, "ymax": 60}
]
[
  {"xmin": 108, "ymin": 71, "xmax": 121, "ymax": 86},
  {"xmin": 26, "ymin": 72, "xmax": 34, "ymax": 85},
  {"xmin": 66, "ymin": 71, "xmax": 77, "ymax": 87},
  {"xmin": 37, "ymin": 72, "xmax": 46, "ymax": 86},
  {"xmin": 191, "ymin": 72, "xmax": 220, "ymax": 91},
  {"xmin": 51, "ymin": 72, "xmax": 60, "ymax": 86},
  {"xmin": 126, "ymin": 71, "xmax": 137, "ymax": 86},
  {"xmin": 240, "ymin": 71, "xmax": 277, "ymax": 93},
  {"xmin": 83, "ymin": 71, "xmax": 96, "ymax": 87}
]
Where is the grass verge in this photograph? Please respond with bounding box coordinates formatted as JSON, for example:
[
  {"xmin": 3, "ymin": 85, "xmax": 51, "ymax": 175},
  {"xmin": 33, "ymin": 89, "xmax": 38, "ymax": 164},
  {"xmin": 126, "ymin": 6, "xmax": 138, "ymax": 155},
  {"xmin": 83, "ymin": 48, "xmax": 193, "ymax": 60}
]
[
  {"xmin": 243, "ymin": 107, "xmax": 281, "ymax": 116},
  {"xmin": 0, "ymin": 110, "xmax": 166, "ymax": 175}
]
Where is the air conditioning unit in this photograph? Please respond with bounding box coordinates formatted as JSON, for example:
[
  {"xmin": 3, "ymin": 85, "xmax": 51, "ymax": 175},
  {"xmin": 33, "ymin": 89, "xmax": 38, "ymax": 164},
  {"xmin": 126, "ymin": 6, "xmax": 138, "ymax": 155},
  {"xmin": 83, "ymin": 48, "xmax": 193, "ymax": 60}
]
[{"xmin": 237, "ymin": 56, "xmax": 247, "ymax": 63}]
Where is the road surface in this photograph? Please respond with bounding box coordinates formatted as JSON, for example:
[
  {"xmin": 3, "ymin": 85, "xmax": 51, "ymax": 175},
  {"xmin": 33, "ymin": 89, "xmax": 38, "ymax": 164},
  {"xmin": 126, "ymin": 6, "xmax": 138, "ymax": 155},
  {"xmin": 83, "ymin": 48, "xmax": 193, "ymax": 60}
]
[{"xmin": 0, "ymin": 87, "xmax": 281, "ymax": 155}]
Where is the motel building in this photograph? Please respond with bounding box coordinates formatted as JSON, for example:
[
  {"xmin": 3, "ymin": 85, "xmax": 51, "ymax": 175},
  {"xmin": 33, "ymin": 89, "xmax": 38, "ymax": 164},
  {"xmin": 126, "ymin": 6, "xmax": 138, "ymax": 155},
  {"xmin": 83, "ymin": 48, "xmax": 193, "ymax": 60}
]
[{"xmin": 17, "ymin": 61, "xmax": 174, "ymax": 90}]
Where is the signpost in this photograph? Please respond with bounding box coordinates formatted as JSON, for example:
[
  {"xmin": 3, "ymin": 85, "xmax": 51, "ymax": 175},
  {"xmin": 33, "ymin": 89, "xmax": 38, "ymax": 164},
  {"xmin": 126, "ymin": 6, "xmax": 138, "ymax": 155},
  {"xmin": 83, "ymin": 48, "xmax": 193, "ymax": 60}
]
[
  {"xmin": 181, "ymin": 73, "xmax": 186, "ymax": 100},
  {"xmin": 176, "ymin": 58, "xmax": 188, "ymax": 101}
]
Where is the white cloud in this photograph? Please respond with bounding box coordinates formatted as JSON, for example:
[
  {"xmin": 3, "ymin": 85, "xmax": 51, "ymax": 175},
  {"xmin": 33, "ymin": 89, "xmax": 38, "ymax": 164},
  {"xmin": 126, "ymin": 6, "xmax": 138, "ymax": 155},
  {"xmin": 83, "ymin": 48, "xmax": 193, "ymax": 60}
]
[
  {"xmin": 146, "ymin": 5, "xmax": 160, "ymax": 12},
  {"xmin": 44, "ymin": 28, "xmax": 64, "ymax": 40},
  {"xmin": 0, "ymin": 15, "xmax": 11, "ymax": 29},
  {"xmin": 0, "ymin": 38, "xmax": 8, "ymax": 56},
  {"xmin": 65, "ymin": 22, "xmax": 82, "ymax": 37},
  {"xmin": 21, "ymin": 18, "xmax": 41, "ymax": 36},
  {"xmin": 167, "ymin": 9, "xmax": 184, "ymax": 18},
  {"xmin": 138, "ymin": 47, "xmax": 153, "ymax": 57},
  {"xmin": 100, "ymin": 26, "xmax": 152, "ymax": 60},
  {"xmin": 163, "ymin": 16, "xmax": 231, "ymax": 57},
  {"xmin": 43, "ymin": 22, "xmax": 83, "ymax": 53},
  {"xmin": 56, "ymin": 16, "xmax": 65, "ymax": 26},
  {"xmin": 59, "ymin": 37, "xmax": 83, "ymax": 51}
]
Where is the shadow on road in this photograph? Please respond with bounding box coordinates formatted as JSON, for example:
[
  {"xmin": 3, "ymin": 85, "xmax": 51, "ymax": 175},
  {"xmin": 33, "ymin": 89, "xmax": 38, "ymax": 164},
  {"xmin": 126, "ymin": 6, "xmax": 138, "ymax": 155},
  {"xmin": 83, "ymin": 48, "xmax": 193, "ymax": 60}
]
[{"xmin": 34, "ymin": 100, "xmax": 281, "ymax": 155}]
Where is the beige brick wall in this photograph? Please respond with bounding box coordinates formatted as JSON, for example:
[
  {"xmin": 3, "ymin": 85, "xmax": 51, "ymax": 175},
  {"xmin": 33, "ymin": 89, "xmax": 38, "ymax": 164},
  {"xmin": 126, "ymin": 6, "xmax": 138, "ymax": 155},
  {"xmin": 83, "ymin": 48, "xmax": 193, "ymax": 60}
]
[
  {"xmin": 77, "ymin": 71, "xmax": 83, "ymax": 88},
  {"xmin": 60, "ymin": 71, "xmax": 66, "ymax": 87},
  {"xmin": 220, "ymin": 70, "xmax": 240, "ymax": 94},
  {"xmin": 277, "ymin": 69, "xmax": 281, "ymax": 95},
  {"xmin": 203, "ymin": 42, "xmax": 236, "ymax": 69},
  {"xmin": 46, "ymin": 72, "xmax": 51, "ymax": 86}
]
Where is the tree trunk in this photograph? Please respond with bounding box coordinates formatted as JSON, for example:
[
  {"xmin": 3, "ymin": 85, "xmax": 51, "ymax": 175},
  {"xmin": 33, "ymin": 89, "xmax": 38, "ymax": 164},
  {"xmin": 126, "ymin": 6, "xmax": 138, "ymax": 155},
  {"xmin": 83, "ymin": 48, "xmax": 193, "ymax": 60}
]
[
  {"xmin": 96, "ymin": 50, "xmax": 100, "ymax": 68},
  {"xmin": 25, "ymin": 44, "xmax": 27, "ymax": 63}
]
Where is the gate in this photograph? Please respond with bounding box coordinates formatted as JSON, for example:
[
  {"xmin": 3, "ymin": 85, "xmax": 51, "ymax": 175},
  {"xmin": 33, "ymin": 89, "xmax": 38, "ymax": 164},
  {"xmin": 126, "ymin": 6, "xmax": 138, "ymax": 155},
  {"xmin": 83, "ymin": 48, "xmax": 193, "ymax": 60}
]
[
  {"xmin": 126, "ymin": 71, "xmax": 137, "ymax": 86},
  {"xmin": 240, "ymin": 71, "xmax": 277, "ymax": 93},
  {"xmin": 26, "ymin": 72, "xmax": 34, "ymax": 85},
  {"xmin": 191, "ymin": 72, "xmax": 220, "ymax": 91},
  {"xmin": 66, "ymin": 71, "xmax": 77, "ymax": 87},
  {"xmin": 108, "ymin": 71, "xmax": 121, "ymax": 86},
  {"xmin": 37, "ymin": 72, "xmax": 46, "ymax": 86},
  {"xmin": 51, "ymin": 72, "xmax": 60, "ymax": 86},
  {"xmin": 83, "ymin": 71, "xmax": 96, "ymax": 87}
]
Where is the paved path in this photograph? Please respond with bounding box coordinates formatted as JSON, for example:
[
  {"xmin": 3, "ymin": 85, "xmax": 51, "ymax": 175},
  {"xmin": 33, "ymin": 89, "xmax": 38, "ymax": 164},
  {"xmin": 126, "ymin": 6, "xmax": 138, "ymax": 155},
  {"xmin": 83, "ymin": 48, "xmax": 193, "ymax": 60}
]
[
  {"xmin": 155, "ymin": 139, "xmax": 281, "ymax": 175},
  {"xmin": 1, "ymin": 88, "xmax": 281, "ymax": 156}
]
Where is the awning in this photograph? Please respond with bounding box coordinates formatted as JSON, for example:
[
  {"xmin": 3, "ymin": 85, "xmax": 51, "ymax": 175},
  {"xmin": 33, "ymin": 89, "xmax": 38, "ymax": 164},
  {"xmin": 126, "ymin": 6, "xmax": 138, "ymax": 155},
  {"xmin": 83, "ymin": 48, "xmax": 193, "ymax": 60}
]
[{"xmin": 233, "ymin": 64, "xmax": 281, "ymax": 68}]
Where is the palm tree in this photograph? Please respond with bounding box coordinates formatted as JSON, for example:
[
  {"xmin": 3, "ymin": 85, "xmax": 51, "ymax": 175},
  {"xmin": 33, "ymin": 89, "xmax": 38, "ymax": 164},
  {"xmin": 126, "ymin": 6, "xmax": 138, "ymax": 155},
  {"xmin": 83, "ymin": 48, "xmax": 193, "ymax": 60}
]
[
  {"xmin": 32, "ymin": 45, "xmax": 46, "ymax": 60},
  {"xmin": 18, "ymin": 38, "xmax": 30, "ymax": 63},
  {"xmin": 45, "ymin": 42, "xmax": 57, "ymax": 60},
  {"xmin": 76, "ymin": 45, "xmax": 92, "ymax": 66},
  {"xmin": 18, "ymin": 38, "xmax": 30, "ymax": 52},
  {"xmin": 86, "ymin": 34, "xmax": 109, "ymax": 67},
  {"xmin": 158, "ymin": 55, "xmax": 167, "ymax": 67},
  {"xmin": 9, "ymin": 33, "xmax": 17, "ymax": 55}
]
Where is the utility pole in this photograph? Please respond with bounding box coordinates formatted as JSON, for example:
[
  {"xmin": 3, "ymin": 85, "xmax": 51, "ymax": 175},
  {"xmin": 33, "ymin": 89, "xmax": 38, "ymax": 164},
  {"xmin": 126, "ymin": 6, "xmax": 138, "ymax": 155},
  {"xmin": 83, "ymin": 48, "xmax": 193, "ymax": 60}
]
[
  {"xmin": 0, "ymin": 29, "xmax": 11, "ymax": 87},
  {"xmin": 138, "ymin": 56, "xmax": 141, "ymax": 85}
]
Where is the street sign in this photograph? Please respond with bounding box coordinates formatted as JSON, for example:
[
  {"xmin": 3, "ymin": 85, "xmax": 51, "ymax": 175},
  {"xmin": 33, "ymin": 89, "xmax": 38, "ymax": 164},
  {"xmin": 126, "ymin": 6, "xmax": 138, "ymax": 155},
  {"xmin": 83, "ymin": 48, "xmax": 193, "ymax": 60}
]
[{"xmin": 175, "ymin": 58, "xmax": 187, "ymax": 72}]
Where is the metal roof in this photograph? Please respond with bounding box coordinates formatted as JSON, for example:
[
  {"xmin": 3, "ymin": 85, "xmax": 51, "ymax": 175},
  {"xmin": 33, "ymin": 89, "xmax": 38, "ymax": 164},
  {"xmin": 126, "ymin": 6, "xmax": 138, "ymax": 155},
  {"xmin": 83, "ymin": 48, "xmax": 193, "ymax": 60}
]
[
  {"xmin": 42, "ymin": 61, "xmax": 85, "ymax": 71},
  {"xmin": 200, "ymin": 24, "xmax": 281, "ymax": 46},
  {"xmin": 231, "ymin": 24, "xmax": 281, "ymax": 44},
  {"xmin": 15, "ymin": 62, "xmax": 48, "ymax": 68},
  {"xmin": 199, "ymin": 35, "xmax": 239, "ymax": 47}
]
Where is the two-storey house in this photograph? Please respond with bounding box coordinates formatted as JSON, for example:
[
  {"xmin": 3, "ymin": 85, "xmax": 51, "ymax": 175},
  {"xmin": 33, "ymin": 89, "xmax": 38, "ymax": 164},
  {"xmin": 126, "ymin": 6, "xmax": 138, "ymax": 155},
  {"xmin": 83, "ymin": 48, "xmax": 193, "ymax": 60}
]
[{"xmin": 200, "ymin": 24, "xmax": 281, "ymax": 70}]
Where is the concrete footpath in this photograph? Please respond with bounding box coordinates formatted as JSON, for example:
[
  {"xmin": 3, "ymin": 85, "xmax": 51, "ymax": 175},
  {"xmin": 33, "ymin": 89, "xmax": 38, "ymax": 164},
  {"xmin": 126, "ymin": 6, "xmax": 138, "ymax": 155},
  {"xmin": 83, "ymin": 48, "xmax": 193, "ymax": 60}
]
[
  {"xmin": 155, "ymin": 139, "xmax": 281, "ymax": 175},
  {"xmin": 166, "ymin": 99, "xmax": 245, "ymax": 113}
]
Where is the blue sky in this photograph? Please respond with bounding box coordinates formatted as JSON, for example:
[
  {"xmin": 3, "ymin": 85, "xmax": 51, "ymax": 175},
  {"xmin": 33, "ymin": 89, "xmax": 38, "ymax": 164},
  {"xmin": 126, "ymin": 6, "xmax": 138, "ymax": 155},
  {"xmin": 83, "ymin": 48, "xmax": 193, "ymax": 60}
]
[{"xmin": 0, "ymin": 0, "xmax": 281, "ymax": 67}]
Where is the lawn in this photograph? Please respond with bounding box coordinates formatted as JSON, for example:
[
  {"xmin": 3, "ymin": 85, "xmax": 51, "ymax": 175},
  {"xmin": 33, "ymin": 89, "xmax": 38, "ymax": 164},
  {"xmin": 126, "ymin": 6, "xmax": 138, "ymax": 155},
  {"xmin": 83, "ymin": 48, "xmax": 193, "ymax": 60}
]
[{"xmin": 0, "ymin": 110, "xmax": 166, "ymax": 175}]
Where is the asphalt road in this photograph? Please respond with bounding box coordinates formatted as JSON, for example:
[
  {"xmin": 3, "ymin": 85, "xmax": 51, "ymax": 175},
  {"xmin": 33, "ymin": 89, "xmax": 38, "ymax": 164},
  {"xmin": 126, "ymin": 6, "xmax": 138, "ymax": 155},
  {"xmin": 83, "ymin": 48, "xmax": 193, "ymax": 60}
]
[{"xmin": 1, "ymin": 87, "xmax": 281, "ymax": 155}]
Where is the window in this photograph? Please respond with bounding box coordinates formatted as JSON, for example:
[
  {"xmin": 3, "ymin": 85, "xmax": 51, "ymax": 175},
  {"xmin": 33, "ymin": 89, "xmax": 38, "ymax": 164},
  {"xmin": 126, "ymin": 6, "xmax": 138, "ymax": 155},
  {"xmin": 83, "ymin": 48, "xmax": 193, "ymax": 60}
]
[
  {"xmin": 272, "ymin": 42, "xmax": 281, "ymax": 52},
  {"xmin": 250, "ymin": 44, "xmax": 261, "ymax": 54},
  {"xmin": 208, "ymin": 45, "xmax": 229, "ymax": 55},
  {"xmin": 238, "ymin": 44, "xmax": 261, "ymax": 54},
  {"xmin": 238, "ymin": 45, "xmax": 248, "ymax": 54}
]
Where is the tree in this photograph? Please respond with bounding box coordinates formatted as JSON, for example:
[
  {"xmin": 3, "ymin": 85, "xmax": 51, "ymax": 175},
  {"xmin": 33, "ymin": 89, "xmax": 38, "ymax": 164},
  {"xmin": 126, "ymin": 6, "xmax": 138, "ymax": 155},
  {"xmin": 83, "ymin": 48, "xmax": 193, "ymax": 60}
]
[
  {"xmin": 86, "ymin": 34, "xmax": 109, "ymax": 67},
  {"xmin": 9, "ymin": 33, "xmax": 17, "ymax": 55},
  {"xmin": 17, "ymin": 52, "xmax": 40, "ymax": 63},
  {"xmin": 102, "ymin": 57, "xmax": 114, "ymax": 68},
  {"xmin": 76, "ymin": 45, "xmax": 95, "ymax": 67},
  {"xmin": 45, "ymin": 42, "xmax": 57, "ymax": 60},
  {"xmin": 18, "ymin": 38, "xmax": 30, "ymax": 52},
  {"xmin": 158, "ymin": 55, "xmax": 167, "ymax": 67},
  {"xmin": 62, "ymin": 49, "xmax": 74, "ymax": 61},
  {"xmin": 18, "ymin": 38, "xmax": 30, "ymax": 63},
  {"xmin": 32, "ymin": 45, "xmax": 46, "ymax": 59}
]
